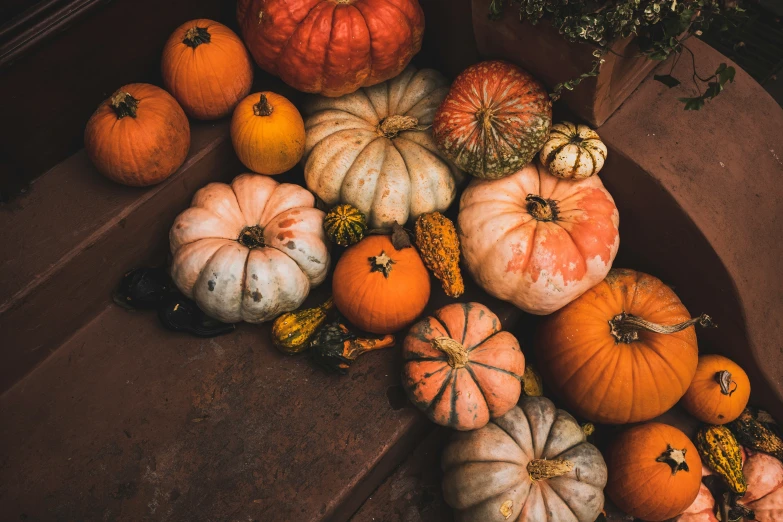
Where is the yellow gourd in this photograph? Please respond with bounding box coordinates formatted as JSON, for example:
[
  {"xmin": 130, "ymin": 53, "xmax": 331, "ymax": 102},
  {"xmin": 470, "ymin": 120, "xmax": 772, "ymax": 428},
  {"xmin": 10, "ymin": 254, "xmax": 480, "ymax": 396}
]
[
  {"xmin": 696, "ymin": 425, "xmax": 747, "ymax": 495},
  {"xmin": 414, "ymin": 212, "xmax": 464, "ymax": 298},
  {"xmin": 271, "ymin": 298, "xmax": 333, "ymax": 354}
]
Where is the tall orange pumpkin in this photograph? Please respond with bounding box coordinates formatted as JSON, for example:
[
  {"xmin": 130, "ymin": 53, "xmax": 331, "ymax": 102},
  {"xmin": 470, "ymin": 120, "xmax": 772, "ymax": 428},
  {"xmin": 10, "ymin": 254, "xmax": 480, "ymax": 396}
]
[
  {"xmin": 237, "ymin": 0, "xmax": 424, "ymax": 97},
  {"xmin": 681, "ymin": 355, "xmax": 750, "ymax": 424},
  {"xmin": 332, "ymin": 235, "xmax": 430, "ymax": 334},
  {"xmin": 402, "ymin": 302, "xmax": 525, "ymax": 431},
  {"xmin": 84, "ymin": 83, "xmax": 190, "ymax": 187},
  {"xmin": 537, "ymin": 269, "xmax": 710, "ymax": 424},
  {"xmin": 433, "ymin": 60, "xmax": 552, "ymax": 179},
  {"xmin": 230, "ymin": 92, "xmax": 306, "ymax": 175},
  {"xmin": 162, "ymin": 19, "xmax": 253, "ymax": 120},
  {"xmin": 606, "ymin": 423, "xmax": 702, "ymax": 521}
]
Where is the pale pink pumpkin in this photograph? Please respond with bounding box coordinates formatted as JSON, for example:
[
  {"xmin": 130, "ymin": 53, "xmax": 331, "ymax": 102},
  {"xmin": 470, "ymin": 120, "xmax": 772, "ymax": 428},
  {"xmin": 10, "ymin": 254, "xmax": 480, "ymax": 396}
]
[
  {"xmin": 672, "ymin": 483, "xmax": 719, "ymax": 522},
  {"xmin": 457, "ymin": 161, "xmax": 619, "ymax": 315},
  {"xmin": 739, "ymin": 449, "xmax": 783, "ymax": 521}
]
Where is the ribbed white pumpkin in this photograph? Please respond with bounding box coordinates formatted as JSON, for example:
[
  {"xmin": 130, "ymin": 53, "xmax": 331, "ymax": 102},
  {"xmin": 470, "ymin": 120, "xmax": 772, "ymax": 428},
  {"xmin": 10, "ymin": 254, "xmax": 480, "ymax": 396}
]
[
  {"xmin": 539, "ymin": 122, "xmax": 607, "ymax": 180},
  {"xmin": 302, "ymin": 66, "xmax": 464, "ymax": 229},
  {"xmin": 169, "ymin": 174, "xmax": 330, "ymax": 323}
]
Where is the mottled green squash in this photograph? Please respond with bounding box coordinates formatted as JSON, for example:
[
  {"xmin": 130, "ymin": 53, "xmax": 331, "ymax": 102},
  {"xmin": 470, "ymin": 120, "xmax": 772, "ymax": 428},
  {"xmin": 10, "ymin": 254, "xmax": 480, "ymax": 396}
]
[
  {"xmin": 729, "ymin": 408, "xmax": 783, "ymax": 461},
  {"xmin": 323, "ymin": 204, "xmax": 367, "ymax": 247},
  {"xmin": 271, "ymin": 298, "xmax": 333, "ymax": 354}
]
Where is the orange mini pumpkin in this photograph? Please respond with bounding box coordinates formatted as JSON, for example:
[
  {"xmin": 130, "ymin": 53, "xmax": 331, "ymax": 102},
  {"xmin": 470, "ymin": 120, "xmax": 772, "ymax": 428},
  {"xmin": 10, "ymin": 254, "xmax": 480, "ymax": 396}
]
[
  {"xmin": 230, "ymin": 91, "xmax": 305, "ymax": 175},
  {"xmin": 402, "ymin": 302, "xmax": 525, "ymax": 431},
  {"xmin": 681, "ymin": 355, "xmax": 750, "ymax": 425},
  {"xmin": 537, "ymin": 268, "xmax": 709, "ymax": 424},
  {"xmin": 332, "ymin": 235, "xmax": 430, "ymax": 334},
  {"xmin": 85, "ymin": 83, "xmax": 190, "ymax": 186},
  {"xmin": 606, "ymin": 423, "xmax": 702, "ymax": 521},
  {"xmin": 162, "ymin": 19, "xmax": 253, "ymax": 120}
]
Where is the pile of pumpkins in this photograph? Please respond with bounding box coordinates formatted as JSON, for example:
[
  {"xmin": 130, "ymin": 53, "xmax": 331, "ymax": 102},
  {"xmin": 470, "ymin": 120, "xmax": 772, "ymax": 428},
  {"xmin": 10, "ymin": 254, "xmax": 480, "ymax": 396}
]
[{"xmin": 82, "ymin": 1, "xmax": 782, "ymax": 521}]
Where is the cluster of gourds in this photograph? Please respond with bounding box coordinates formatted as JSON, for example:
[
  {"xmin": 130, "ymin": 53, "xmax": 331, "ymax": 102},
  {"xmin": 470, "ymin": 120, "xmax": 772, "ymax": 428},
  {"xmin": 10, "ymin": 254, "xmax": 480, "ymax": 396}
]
[{"xmin": 85, "ymin": 1, "xmax": 778, "ymax": 521}]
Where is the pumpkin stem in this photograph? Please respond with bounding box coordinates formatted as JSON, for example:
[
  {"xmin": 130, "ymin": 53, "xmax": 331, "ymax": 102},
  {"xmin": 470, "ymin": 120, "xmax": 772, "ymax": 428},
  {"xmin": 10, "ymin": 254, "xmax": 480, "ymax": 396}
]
[
  {"xmin": 183, "ymin": 26, "xmax": 211, "ymax": 48},
  {"xmin": 369, "ymin": 250, "xmax": 395, "ymax": 278},
  {"xmin": 238, "ymin": 225, "xmax": 265, "ymax": 248},
  {"xmin": 109, "ymin": 91, "xmax": 139, "ymax": 119},
  {"xmin": 526, "ymin": 458, "xmax": 574, "ymax": 481},
  {"xmin": 656, "ymin": 444, "xmax": 690, "ymax": 475},
  {"xmin": 716, "ymin": 370, "xmax": 738, "ymax": 396},
  {"xmin": 608, "ymin": 312, "xmax": 715, "ymax": 344},
  {"xmin": 253, "ymin": 94, "xmax": 274, "ymax": 117},
  {"xmin": 378, "ymin": 115, "xmax": 420, "ymax": 139},
  {"xmin": 526, "ymin": 194, "xmax": 559, "ymax": 222},
  {"xmin": 432, "ymin": 337, "xmax": 469, "ymax": 369},
  {"xmin": 476, "ymin": 107, "xmax": 494, "ymax": 133}
]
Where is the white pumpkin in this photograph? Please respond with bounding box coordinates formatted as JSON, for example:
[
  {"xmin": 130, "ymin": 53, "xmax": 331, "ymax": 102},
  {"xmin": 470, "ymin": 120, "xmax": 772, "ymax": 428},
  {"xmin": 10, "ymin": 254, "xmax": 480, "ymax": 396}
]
[
  {"xmin": 539, "ymin": 122, "xmax": 607, "ymax": 180},
  {"xmin": 302, "ymin": 66, "xmax": 464, "ymax": 229},
  {"xmin": 169, "ymin": 174, "xmax": 330, "ymax": 323}
]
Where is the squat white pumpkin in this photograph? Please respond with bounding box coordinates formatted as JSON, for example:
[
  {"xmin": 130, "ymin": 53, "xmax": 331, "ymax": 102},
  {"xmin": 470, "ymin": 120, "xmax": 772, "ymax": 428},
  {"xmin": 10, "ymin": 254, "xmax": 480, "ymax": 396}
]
[
  {"xmin": 169, "ymin": 174, "xmax": 330, "ymax": 323},
  {"xmin": 302, "ymin": 66, "xmax": 464, "ymax": 229},
  {"xmin": 539, "ymin": 122, "xmax": 607, "ymax": 180}
]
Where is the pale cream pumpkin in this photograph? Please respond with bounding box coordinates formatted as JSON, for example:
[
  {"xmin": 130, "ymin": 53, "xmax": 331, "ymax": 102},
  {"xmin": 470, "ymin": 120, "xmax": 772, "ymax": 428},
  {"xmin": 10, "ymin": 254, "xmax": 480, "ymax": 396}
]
[
  {"xmin": 458, "ymin": 161, "xmax": 620, "ymax": 315},
  {"xmin": 539, "ymin": 122, "xmax": 607, "ymax": 180},
  {"xmin": 442, "ymin": 396, "xmax": 607, "ymax": 522},
  {"xmin": 302, "ymin": 66, "xmax": 464, "ymax": 229},
  {"xmin": 169, "ymin": 174, "xmax": 330, "ymax": 323}
]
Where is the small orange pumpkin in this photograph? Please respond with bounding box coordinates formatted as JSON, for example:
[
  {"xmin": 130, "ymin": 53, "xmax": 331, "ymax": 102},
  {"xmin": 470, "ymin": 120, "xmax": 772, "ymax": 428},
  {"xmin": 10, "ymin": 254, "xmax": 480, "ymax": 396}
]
[
  {"xmin": 230, "ymin": 91, "xmax": 305, "ymax": 175},
  {"xmin": 606, "ymin": 423, "xmax": 702, "ymax": 521},
  {"xmin": 332, "ymin": 234, "xmax": 430, "ymax": 334},
  {"xmin": 681, "ymin": 355, "xmax": 750, "ymax": 424},
  {"xmin": 85, "ymin": 83, "xmax": 190, "ymax": 186},
  {"xmin": 162, "ymin": 19, "xmax": 253, "ymax": 120},
  {"xmin": 402, "ymin": 302, "xmax": 525, "ymax": 431}
]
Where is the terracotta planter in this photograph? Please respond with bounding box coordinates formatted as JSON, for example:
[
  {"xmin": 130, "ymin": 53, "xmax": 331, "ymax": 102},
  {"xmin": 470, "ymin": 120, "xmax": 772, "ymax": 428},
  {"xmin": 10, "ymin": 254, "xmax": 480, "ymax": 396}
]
[{"xmin": 472, "ymin": 0, "xmax": 660, "ymax": 126}]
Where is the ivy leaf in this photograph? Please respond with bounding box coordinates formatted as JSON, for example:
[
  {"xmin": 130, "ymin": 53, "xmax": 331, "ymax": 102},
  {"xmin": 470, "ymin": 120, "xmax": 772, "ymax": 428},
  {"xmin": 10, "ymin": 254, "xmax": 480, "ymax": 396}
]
[
  {"xmin": 654, "ymin": 74, "xmax": 681, "ymax": 88},
  {"xmin": 717, "ymin": 64, "xmax": 736, "ymax": 86},
  {"xmin": 679, "ymin": 97, "xmax": 706, "ymax": 110},
  {"xmin": 704, "ymin": 81, "xmax": 723, "ymax": 99}
]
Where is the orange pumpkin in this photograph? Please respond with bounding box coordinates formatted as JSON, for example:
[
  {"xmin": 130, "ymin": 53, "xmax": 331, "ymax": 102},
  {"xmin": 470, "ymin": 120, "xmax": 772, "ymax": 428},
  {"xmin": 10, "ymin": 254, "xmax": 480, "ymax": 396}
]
[
  {"xmin": 230, "ymin": 91, "xmax": 305, "ymax": 175},
  {"xmin": 162, "ymin": 19, "xmax": 253, "ymax": 120},
  {"xmin": 537, "ymin": 269, "xmax": 709, "ymax": 424},
  {"xmin": 606, "ymin": 423, "xmax": 702, "ymax": 522},
  {"xmin": 681, "ymin": 355, "xmax": 750, "ymax": 425},
  {"xmin": 332, "ymin": 235, "xmax": 429, "ymax": 334},
  {"xmin": 84, "ymin": 83, "xmax": 190, "ymax": 187},
  {"xmin": 402, "ymin": 302, "xmax": 525, "ymax": 431}
]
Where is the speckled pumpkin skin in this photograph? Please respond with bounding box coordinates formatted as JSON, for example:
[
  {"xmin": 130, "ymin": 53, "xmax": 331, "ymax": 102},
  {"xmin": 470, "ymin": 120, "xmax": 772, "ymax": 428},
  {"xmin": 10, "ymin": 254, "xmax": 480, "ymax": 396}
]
[
  {"xmin": 433, "ymin": 60, "xmax": 552, "ymax": 180},
  {"xmin": 402, "ymin": 302, "xmax": 524, "ymax": 431}
]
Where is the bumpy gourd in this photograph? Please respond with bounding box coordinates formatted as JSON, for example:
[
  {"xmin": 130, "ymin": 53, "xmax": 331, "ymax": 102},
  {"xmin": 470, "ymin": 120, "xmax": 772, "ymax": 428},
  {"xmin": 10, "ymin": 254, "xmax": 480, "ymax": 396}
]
[
  {"xmin": 539, "ymin": 121, "xmax": 607, "ymax": 180},
  {"xmin": 414, "ymin": 212, "xmax": 464, "ymax": 298},
  {"xmin": 323, "ymin": 204, "xmax": 367, "ymax": 247},
  {"xmin": 271, "ymin": 298, "xmax": 333, "ymax": 354},
  {"xmin": 521, "ymin": 365, "xmax": 544, "ymax": 397},
  {"xmin": 696, "ymin": 425, "xmax": 747, "ymax": 495},
  {"xmin": 729, "ymin": 409, "xmax": 783, "ymax": 461}
]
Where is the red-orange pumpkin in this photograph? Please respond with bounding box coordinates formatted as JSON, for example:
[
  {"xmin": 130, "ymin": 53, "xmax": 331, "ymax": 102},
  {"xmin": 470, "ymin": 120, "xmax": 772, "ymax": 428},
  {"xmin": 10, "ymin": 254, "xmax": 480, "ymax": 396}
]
[
  {"xmin": 332, "ymin": 235, "xmax": 430, "ymax": 334},
  {"xmin": 162, "ymin": 19, "xmax": 253, "ymax": 120},
  {"xmin": 402, "ymin": 302, "xmax": 525, "ymax": 431},
  {"xmin": 84, "ymin": 83, "xmax": 190, "ymax": 187},
  {"xmin": 606, "ymin": 423, "xmax": 702, "ymax": 521},
  {"xmin": 237, "ymin": 0, "xmax": 424, "ymax": 97},
  {"xmin": 433, "ymin": 60, "xmax": 552, "ymax": 179},
  {"xmin": 681, "ymin": 354, "xmax": 751, "ymax": 425},
  {"xmin": 537, "ymin": 269, "xmax": 706, "ymax": 424}
]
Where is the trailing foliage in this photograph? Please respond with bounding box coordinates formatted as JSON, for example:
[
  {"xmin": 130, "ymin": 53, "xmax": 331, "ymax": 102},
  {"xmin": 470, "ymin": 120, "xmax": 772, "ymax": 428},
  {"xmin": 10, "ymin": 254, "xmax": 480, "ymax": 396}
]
[{"xmin": 489, "ymin": 0, "xmax": 745, "ymax": 109}]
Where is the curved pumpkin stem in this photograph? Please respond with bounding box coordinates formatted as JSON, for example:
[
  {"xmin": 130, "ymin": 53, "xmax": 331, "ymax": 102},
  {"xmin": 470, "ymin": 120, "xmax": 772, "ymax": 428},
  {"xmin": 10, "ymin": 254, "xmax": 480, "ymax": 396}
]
[
  {"xmin": 253, "ymin": 94, "xmax": 274, "ymax": 117},
  {"xmin": 183, "ymin": 26, "xmax": 211, "ymax": 48},
  {"xmin": 432, "ymin": 337, "xmax": 469, "ymax": 369},
  {"xmin": 525, "ymin": 194, "xmax": 559, "ymax": 222},
  {"xmin": 716, "ymin": 370, "xmax": 738, "ymax": 396},
  {"xmin": 609, "ymin": 312, "xmax": 715, "ymax": 344},
  {"xmin": 377, "ymin": 115, "xmax": 420, "ymax": 139},
  {"xmin": 527, "ymin": 458, "xmax": 574, "ymax": 481},
  {"xmin": 656, "ymin": 444, "xmax": 690, "ymax": 475},
  {"xmin": 110, "ymin": 91, "xmax": 139, "ymax": 119}
]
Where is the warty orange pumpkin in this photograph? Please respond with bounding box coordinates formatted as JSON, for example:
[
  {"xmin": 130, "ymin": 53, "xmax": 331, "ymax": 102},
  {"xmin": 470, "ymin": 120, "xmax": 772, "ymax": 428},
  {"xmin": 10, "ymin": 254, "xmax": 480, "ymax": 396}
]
[
  {"xmin": 230, "ymin": 91, "xmax": 305, "ymax": 175},
  {"xmin": 332, "ymin": 234, "xmax": 429, "ymax": 334},
  {"xmin": 606, "ymin": 423, "xmax": 702, "ymax": 522},
  {"xmin": 402, "ymin": 302, "xmax": 524, "ymax": 431},
  {"xmin": 162, "ymin": 19, "xmax": 253, "ymax": 120},
  {"xmin": 84, "ymin": 83, "xmax": 190, "ymax": 186},
  {"xmin": 236, "ymin": 0, "xmax": 424, "ymax": 97},
  {"xmin": 681, "ymin": 354, "xmax": 750, "ymax": 425},
  {"xmin": 537, "ymin": 269, "xmax": 711, "ymax": 424}
]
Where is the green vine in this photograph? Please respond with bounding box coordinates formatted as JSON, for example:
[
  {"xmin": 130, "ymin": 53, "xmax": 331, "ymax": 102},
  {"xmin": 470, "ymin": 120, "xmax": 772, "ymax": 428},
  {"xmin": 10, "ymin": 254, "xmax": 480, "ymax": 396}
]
[{"xmin": 489, "ymin": 0, "xmax": 746, "ymax": 109}]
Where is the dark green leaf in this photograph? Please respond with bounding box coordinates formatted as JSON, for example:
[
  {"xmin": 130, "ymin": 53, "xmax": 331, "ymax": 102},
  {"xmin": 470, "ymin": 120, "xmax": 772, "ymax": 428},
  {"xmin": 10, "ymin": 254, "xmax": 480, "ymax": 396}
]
[
  {"xmin": 654, "ymin": 74, "xmax": 681, "ymax": 88},
  {"xmin": 717, "ymin": 65, "xmax": 736, "ymax": 85},
  {"xmin": 679, "ymin": 97, "xmax": 706, "ymax": 110},
  {"xmin": 704, "ymin": 81, "xmax": 723, "ymax": 99}
]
